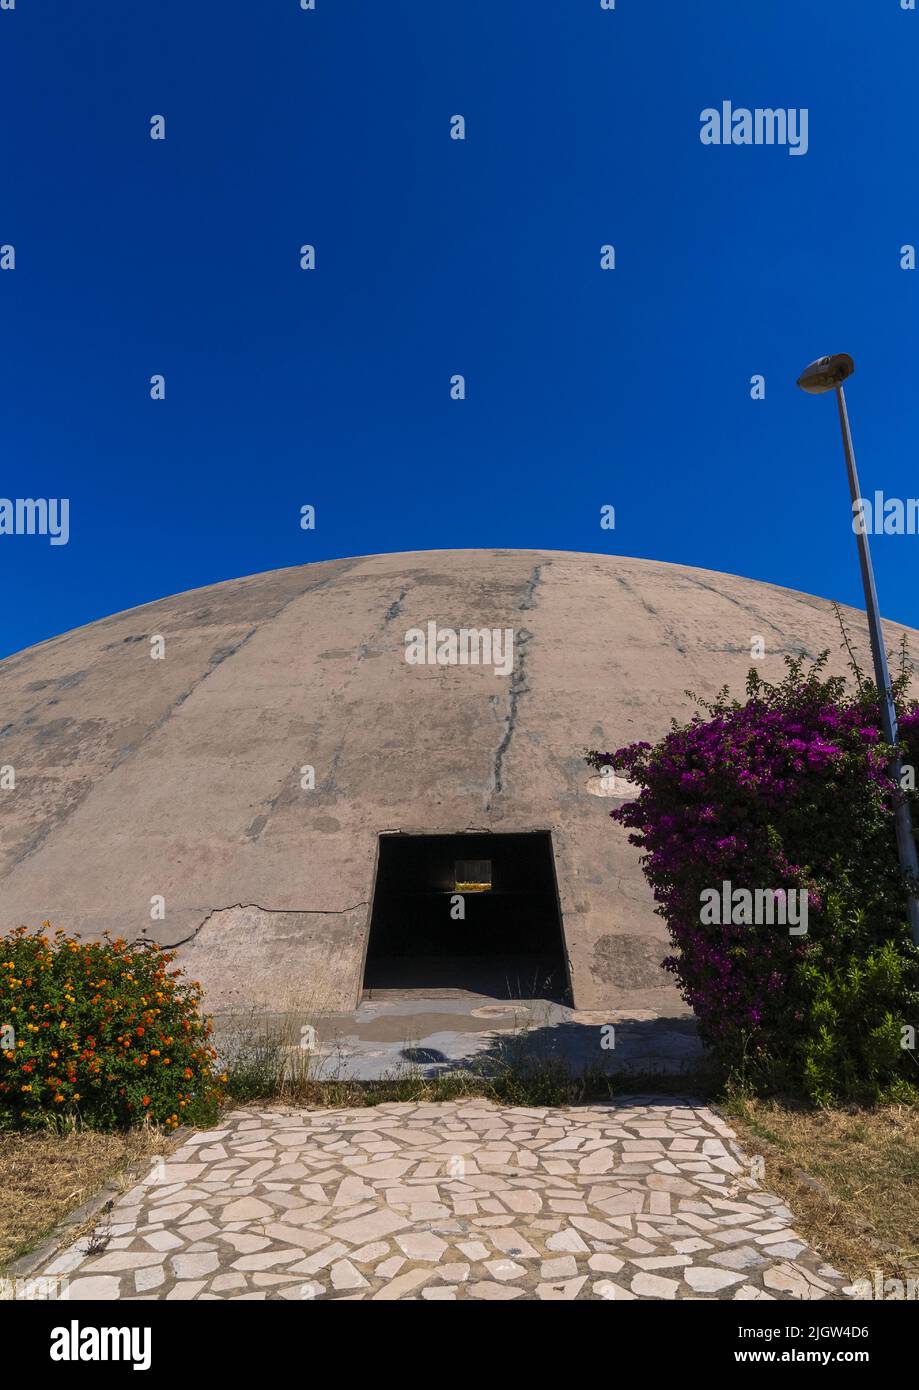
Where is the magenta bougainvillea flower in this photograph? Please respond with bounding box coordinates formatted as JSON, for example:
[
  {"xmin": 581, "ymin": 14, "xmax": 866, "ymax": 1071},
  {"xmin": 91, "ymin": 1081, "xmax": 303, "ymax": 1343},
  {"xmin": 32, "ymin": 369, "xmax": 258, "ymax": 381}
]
[{"xmin": 586, "ymin": 651, "xmax": 919, "ymax": 1102}]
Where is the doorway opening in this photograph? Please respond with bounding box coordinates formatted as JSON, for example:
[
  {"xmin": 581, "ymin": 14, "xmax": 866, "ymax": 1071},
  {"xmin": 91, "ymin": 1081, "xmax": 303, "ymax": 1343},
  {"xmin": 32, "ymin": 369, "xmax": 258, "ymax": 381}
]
[{"xmin": 361, "ymin": 831, "xmax": 569, "ymax": 1001}]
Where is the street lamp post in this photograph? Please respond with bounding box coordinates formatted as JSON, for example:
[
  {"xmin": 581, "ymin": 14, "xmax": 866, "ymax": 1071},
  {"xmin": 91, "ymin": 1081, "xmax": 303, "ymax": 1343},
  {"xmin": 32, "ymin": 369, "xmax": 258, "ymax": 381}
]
[{"xmin": 797, "ymin": 354, "xmax": 919, "ymax": 947}]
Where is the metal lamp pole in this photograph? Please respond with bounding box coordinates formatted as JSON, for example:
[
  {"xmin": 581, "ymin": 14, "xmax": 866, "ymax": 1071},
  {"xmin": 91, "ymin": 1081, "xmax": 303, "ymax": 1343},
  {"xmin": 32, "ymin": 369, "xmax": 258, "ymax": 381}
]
[{"xmin": 797, "ymin": 354, "xmax": 919, "ymax": 947}]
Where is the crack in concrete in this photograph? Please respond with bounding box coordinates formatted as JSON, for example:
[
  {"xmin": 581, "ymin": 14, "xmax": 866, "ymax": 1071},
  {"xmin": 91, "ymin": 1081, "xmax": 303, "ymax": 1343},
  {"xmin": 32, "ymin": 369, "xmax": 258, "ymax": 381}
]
[
  {"xmin": 384, "ymin": 588, "xmax": 408, "ymax": 623},
  {"xmin": 615, "ymin": 574, "xmax": 687, "ymax": 655},
  {"xmin": 520, "ymin": 564, "xmax": 545, "ymax": 611},
  {"xmin": 358, "ymin": 585, "xmax": 410, "ymax": 661},
  {"xmin": 379, "ymin": 824, "xmax": 495, "ymax": 836},
  {"xmin": 486, "ymin": 563, "xmax": 544, "ymax": 807},
  {"xmin": 162, "ymin": 899, "xmax": 371, "ymax": 950},
  {"xmin": 686, "ymin": 574, "xmax": 793, "ymax": 642},
  {"xmin": 489, "ymin": 632, "xmax": 532, "ymax": 802}
]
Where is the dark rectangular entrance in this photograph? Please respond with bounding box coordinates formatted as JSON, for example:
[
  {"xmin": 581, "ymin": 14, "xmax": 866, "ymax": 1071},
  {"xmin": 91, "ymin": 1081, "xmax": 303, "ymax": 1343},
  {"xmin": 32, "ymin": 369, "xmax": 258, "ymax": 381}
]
[{"xmin": 361, "ymin": 832, "xmax": 569, "ymax": 1001}]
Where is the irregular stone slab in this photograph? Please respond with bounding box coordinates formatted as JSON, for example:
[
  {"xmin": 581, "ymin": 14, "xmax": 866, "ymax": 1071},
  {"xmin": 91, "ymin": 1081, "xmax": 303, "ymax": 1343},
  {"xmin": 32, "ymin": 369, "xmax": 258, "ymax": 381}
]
[
  {"xmin": 631, "ymin": 1272, "xmax": 681, "ymax": 1298},
  {"xmin": 545, "ymin": 1229, "xmax": 590, "ymax": 1254},
  {"xmin": 594, "ymin": 1279, "xmax": 637, "ymax": 1300},
  {"xmin": 82, "ymin": 1252, "xmax": 164, "ymax": 1272},
  {"xmin": 684, "ymin": 1267, "xmax": 745, "ymax": 1293},
  {"xmin": 135, "ymin": 1267, "xmax": 165, "ymax": 1293},
  {"xmin": 484, "ymin": 1259, "xmax": 527, "ymax": 1281},
  {"xmin": 220, "ymin": 1197, "xmax": 275, "ymax": 1222},
  {"xmin": 65, "ymin": 1276, "xmax": 123, "ymax": 1299},
  {"xmin": 231, "ymin": 1251, "xmax": 307, "ymax": 1272},
  {"xmin": 143, "ymin": 1230, "xmax": 184, "ymax": 1252},
  {"xmin": 171, "ymin": 1253, "xmax": 220, "ymax": 1279},
  {"xmin": 467, "ymin": 1281, "xmax": 526, "ymax": 1300},
  {"xmin": 329, "ymin": 1210, "xmax": 412, "ymax": 1244},
  {"xmin": 536, "ymin": 1276, "xmax": 588, "ymax": 1300},
  {"xmin": 763, "ymin": 1263, "xmax": 835, "ymax": 1299},
  {"xmin": 331, "ymin": 1260, "xmax": 369, "ymax": 1291},
  {"xmin": 371, "ymin": 1269, "xmax": 434, "ymax": 1300},
  {"xmin": 394, "ymin": 1232, "xmax": 447, "ymax": 1262}
]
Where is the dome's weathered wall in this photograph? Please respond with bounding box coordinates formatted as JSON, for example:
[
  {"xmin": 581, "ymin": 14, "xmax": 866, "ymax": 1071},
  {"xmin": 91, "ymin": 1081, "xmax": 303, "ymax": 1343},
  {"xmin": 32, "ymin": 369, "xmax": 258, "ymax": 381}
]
[{"xmin": 0, "ymin": 549, "xmax": 914, "ymax": 1015}]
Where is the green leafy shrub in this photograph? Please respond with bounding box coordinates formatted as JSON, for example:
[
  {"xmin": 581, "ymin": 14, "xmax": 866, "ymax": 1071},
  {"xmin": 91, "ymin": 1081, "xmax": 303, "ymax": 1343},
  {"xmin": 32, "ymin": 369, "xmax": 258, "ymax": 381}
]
[{"xmin": 0, "ymin": 925, "xmax": 224, "ymax": 1131}]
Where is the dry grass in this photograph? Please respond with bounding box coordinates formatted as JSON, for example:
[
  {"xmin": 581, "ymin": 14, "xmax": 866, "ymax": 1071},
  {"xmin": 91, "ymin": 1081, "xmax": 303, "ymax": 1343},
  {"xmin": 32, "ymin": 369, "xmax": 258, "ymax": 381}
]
[
  {"xmin": 0, "ymin": 1124, "xmax": 173, "ymax": 1269},
  {"xmin": 724, "ymin": 1095, "xmax": 919, "ymax": 1283}
]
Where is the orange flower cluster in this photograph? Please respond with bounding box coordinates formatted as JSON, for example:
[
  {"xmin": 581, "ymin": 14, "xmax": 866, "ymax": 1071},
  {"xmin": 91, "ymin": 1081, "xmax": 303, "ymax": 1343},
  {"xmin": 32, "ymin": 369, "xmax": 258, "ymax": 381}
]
[{"xmin": 0, "ymin": 924, "xmax": 223, "ymax": 1131}]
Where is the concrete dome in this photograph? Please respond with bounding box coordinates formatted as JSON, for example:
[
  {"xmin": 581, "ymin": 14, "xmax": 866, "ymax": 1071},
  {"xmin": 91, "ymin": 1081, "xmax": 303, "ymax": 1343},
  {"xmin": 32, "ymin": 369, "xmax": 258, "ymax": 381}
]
[{"xmin": 1, "ymin": 549, "xmax": 914, "ymax": 1018}]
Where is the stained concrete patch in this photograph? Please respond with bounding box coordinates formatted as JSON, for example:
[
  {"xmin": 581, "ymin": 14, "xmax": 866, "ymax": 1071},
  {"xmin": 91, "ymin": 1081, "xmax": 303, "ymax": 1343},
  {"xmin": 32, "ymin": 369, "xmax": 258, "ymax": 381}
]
[{"xmin": 591, "ymin": 935, "xmax": 670, "ymax": 991}]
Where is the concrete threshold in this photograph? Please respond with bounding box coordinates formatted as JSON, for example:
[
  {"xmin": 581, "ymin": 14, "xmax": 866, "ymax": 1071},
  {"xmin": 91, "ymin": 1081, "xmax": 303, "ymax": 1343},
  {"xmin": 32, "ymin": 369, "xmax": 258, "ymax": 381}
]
[{"xmin": 213, "ymin": 992, "xmax": 703, "ymax": 1083}]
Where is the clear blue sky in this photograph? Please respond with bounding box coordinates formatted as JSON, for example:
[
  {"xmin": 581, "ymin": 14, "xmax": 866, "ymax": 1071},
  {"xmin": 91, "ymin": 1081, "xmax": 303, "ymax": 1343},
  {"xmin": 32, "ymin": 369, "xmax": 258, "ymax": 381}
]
[{"xmin": 2, "ymin": 0, "xmax": 918, "ymax": 659}]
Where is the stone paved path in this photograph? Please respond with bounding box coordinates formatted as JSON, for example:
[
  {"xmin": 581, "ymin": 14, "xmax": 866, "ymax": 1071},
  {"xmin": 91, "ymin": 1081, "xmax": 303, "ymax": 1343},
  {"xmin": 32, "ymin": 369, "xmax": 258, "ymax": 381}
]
[{"xmin": 40, "ymin": 1099, "xmax": 852, "ymax": 1300}]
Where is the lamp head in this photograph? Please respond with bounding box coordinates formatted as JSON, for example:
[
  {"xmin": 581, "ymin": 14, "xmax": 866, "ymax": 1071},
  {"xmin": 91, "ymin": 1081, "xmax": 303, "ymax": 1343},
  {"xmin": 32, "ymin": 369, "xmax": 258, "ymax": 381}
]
[{"xmin": 796, "ymin": 353, "xmax": 855, "ymax": 394}]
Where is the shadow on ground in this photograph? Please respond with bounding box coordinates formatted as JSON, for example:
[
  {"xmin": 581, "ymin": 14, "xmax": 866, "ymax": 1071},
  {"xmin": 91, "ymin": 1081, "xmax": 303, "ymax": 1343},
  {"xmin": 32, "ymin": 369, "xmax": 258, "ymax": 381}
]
[{"xmin": 393, "ymin": 1015, "xmax": 706, "ymax": 1081}]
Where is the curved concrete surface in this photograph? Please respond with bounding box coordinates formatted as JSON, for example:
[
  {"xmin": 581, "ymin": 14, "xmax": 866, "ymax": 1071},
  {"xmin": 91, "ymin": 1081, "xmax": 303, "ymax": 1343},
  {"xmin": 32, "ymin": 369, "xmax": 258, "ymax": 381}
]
[{"xmin": 0, "ymin": 549, "xmax": 914, "ymax": 1017}]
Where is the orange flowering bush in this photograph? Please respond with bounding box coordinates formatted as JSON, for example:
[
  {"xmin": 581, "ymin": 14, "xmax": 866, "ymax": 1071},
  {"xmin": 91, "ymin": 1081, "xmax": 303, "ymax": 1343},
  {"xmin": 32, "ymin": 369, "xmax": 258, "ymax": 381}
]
[{"xmin": 0, "ymin": 925, "xmax": 224, "ymax": 1131}]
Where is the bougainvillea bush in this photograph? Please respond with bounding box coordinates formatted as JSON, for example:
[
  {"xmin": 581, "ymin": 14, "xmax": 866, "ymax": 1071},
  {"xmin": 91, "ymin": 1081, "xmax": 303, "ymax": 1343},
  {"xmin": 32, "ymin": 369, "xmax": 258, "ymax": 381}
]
[
  {"xmin": 0, "ymin": 926, "xmax": 224, "ymax": 1130},
  {"xmin": 587, "ymin": 651, "xmax": 919, "ymax": 1104}
]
